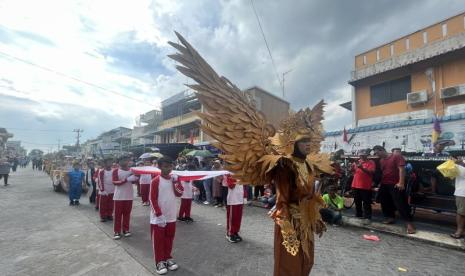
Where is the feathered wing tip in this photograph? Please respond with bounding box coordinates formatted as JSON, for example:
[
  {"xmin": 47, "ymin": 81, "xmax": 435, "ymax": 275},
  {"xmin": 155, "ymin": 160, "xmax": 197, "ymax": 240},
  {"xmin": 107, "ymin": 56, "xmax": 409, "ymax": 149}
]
[{"xmin": 168, "ymin": 31, "xmax": 277, "ymax": 185}]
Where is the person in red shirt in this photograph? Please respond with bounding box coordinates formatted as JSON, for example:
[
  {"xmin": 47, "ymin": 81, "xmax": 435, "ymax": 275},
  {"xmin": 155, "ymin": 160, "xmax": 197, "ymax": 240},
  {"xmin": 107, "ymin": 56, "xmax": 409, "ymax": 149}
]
[
  {"xmin": 351, "ymin": 150, "xmax": 375, "ymax": 220},
  {"xmin": 373, "ymin": 145, "xmax": 416, "ymax": 234}
]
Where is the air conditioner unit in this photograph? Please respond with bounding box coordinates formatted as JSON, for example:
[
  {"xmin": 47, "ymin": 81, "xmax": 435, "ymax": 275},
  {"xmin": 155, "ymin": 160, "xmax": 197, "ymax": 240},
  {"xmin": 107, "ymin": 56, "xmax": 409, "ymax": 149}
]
[
  {"xmin": 441, "ymin": 85, "xmax": 465, "ymax": 99},
  {"xmin": 407, "ymin": 90, "xmax": 428, "ymax": 105}
]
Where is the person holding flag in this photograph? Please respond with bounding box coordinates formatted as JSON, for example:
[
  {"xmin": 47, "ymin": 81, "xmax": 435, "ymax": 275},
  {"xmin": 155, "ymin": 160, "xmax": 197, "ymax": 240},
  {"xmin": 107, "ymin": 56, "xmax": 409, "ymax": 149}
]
[{"xmin": 150, "ymin": 157, "xmax": 184, "ymax": 275}]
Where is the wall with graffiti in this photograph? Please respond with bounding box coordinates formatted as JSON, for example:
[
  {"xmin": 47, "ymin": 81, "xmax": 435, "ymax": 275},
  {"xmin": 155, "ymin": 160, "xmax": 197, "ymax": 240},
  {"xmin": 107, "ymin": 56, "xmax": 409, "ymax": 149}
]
[{"xmin": 322, "ymin": 119, "xmax": 465, "ymax": 154}]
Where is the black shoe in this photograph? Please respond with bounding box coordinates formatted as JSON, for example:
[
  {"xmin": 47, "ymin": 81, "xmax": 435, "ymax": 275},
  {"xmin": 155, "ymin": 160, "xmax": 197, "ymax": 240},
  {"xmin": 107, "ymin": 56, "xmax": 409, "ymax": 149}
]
[
  {"xmin": 185, "ymin": 217, "xmax": 194, "ymax": 223},
  {"xmin": 226, "ymin": 234, "xmax": 238, "ymax": 243},
  {"xmin": 235, "ymin": 234, "xmax": 243, "ymax": 242},
  {"xmin": 177, "ymin": 217, "xmax": 186, "ymax": 222},
  {"xmin": 69, "ymin": 201, "xmax": 74, "ymax": 206},
  {"xmin": 123, "ymin": 231, "xmax": 132, "ymax": 237},
  {"xmin": 100, "ymin": 218, "xmax": 107, "ymax": 222},
  {"xmin": 113, "ymin": 233, "xmax": 122, "ymax": 240},
  {"xmin": 106, "ymin": 216, "xmax": 113, "ymax": 221},
  {"xmin": 75, "ymin": 201, "xmax": 80, "ymax": 206},
  {"xmin": 95, "ymin": 206, "xmax": 99, "ymax": 211}
]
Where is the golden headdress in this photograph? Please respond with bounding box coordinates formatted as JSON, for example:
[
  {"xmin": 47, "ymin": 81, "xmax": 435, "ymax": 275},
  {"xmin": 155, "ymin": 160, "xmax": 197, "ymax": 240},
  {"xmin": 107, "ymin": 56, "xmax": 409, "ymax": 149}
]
[{"xmin": 271, "ymin": 102, "xmax": 325, "ymax": 156}]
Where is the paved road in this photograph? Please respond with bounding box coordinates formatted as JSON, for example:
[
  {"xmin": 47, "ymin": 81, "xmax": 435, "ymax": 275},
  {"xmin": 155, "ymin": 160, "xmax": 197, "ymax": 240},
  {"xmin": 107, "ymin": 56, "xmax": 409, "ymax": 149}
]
[{"xmin": 1, "ymin": 168, "xmax": 465, "ymax": 276}]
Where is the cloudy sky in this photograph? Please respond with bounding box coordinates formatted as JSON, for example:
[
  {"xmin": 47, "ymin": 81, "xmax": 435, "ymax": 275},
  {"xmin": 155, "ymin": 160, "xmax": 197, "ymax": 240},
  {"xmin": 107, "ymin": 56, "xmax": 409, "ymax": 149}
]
[{"xmin": 0, "ymin": 0, "xmax": 463, "ymax": 151}]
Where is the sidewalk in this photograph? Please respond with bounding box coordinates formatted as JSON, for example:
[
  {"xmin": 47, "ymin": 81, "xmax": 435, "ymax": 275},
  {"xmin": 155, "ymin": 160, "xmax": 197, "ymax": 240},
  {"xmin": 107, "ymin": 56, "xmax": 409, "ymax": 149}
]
[
  {"xmin": 0, "ymin": 168, "xmax": 152, "ymax": 276},
  {"xmin": 342, "ymin": 206, "xmax": 465, "ymax": 251},
  {"xmin": 250, "ymin": 199, "xmax": 465, "ymax": 251}
]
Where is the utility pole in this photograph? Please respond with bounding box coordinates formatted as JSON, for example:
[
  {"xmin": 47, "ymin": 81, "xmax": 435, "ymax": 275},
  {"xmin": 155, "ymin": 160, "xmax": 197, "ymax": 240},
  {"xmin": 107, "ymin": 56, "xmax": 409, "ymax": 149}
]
[
  {"xmin": 282, "ymin": 69, "xmax": 293, "ymax": 99},
  {"xmin": 73, "ymin": 129, "xmax": 83, "ymax": 152},
  {"xmin": 120, "ymin": 128, "xmax": 123, "ymax": 155}
]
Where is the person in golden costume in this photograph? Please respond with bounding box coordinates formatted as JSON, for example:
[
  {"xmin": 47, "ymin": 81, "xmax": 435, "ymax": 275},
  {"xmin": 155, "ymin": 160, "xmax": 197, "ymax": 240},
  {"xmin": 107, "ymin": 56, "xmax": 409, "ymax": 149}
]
[{"xmin": 168, "ymin": 32, "xmax": 333, "ymax": 276}]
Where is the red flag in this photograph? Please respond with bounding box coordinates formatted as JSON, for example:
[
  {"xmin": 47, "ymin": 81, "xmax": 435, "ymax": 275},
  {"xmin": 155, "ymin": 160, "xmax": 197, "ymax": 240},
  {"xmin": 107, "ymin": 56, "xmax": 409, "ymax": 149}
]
[
  {"xmin": 342, "ymin": 127, "xmax": 348, "ymax": 143},
  {"xmin": 189, "ymin": 129, "xmax": 194, "ymax": 144}
]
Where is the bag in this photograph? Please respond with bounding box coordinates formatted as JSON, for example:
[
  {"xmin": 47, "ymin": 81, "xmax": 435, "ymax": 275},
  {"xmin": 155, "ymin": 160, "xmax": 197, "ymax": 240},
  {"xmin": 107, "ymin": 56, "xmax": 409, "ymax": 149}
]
[{"xmin": 437, "ymin": 160, "xmax": 459, "ymax": 179}]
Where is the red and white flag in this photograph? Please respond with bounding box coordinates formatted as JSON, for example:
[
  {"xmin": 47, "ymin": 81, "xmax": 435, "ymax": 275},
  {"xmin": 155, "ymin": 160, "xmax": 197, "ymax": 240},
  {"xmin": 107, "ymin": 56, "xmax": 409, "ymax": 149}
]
[{"xmin": 130, "ymin": 166, "xmax": 231, "ymax": 182}]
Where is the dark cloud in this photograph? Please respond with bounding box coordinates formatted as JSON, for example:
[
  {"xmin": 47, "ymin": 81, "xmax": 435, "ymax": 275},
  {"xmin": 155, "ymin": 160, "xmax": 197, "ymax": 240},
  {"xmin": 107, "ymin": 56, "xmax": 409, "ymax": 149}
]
[
  {"xmin": 99, "ymin": 31, "xmax": 169, "ymax": 79},
  {"xmin": 153, "ymin": 0, "xmax": 464, "ymax": 130}
]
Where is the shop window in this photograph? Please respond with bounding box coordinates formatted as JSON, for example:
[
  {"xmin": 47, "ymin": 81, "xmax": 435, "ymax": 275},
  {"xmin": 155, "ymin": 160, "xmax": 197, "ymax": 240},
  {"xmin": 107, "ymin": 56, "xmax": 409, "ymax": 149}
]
[{"xmin": 370, "ymin": 76, "xmax": 411, "ymax": 106}]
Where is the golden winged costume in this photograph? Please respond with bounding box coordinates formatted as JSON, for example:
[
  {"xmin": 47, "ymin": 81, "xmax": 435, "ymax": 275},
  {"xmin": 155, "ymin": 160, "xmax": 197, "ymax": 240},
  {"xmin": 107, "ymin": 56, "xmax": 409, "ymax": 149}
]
[{"xmin": 168, "ymin": 32, "xmax": 333, "ymax": 276}]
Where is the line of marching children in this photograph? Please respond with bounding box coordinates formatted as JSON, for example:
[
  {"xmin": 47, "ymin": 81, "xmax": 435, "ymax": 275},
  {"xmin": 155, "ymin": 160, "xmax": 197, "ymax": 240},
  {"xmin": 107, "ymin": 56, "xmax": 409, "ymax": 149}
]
[{"xmin": 70, "ymin": 155, "xmax": 245, "ymax": 275}]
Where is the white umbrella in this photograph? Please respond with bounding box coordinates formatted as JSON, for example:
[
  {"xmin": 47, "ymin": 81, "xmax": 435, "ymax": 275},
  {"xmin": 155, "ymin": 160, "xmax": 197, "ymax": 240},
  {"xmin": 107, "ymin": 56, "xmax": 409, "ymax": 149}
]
[
  {"xmin": 139, "ymin": 152, "xmax": 163, "ymax": 159},
  {"xmin": 139, "ymin": 153, "xmax": 152, "ymax": 159}
]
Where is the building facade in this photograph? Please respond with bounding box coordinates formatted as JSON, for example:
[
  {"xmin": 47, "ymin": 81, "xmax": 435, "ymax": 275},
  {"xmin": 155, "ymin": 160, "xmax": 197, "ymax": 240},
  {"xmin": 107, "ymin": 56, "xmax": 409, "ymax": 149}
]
[
  {"xmin": 83, "ymin": 127, "xmax": 132, "ymax": 157},
  {"xmin": 131, "ymin": 109, "xmax": 163, "ymax": 145},
  {"xmin": 155, "ymin": 86, "xmax": 290, "ymax": 145},
  {"xmin": 5, "ymin": 140, "xmax": 26, "ymax": 157},
  {"xmin": 324, "ymin": 12, "xmax": 465, "ymax": 153},
  {"xmin": 0, "ymin": 128, "xmax": 14, "ymax": 157}
]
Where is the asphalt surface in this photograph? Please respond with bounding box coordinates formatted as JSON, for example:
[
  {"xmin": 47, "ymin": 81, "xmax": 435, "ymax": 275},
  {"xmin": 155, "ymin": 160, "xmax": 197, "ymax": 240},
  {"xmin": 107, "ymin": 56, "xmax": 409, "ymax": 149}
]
[{"xmin": 1, "ymin": 167, "xmax": 465, "ymax": 276}]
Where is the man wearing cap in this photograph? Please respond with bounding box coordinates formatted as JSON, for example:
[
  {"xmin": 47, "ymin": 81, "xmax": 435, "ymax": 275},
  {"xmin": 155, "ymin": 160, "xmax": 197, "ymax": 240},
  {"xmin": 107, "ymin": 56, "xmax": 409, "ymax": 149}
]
[
  {"xmin": 373, "ymin": 145, "xmax": 416, "ymax": 234},
  {"xmin": 351, "ymin": 150, "xmax": 375, "ymax": 221}
]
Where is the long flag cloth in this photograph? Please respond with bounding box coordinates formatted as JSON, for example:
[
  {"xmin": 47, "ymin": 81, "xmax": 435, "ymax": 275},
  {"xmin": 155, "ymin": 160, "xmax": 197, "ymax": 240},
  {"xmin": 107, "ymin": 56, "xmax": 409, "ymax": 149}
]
[{"xmin": 130, "ymin": 166, "xmax": 231, "ymax": 182}]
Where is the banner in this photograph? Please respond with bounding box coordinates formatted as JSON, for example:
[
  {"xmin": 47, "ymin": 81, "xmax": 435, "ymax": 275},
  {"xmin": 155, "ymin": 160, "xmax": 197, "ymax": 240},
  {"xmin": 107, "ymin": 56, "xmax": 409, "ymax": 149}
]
[{"xmin": 130, "ymin": 166, "xmax": 231, "ymax": 182}]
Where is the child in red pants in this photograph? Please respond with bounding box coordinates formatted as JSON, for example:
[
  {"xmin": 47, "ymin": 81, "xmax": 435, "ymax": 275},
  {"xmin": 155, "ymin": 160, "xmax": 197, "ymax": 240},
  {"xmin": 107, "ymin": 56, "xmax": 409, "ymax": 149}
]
[
  {"xmin": 112, "ymin": 156, "xmax": 138, "ymax": 240},
  {"xmin": 150, "ymin": 157, "xmax": 183, "ymax": 275},
  {"xmin": 97, "ymin": 158, "xmax": 115, "ymax": 222},
  {"xmin": 226, "ymin": 175, "xmax": 245, "ymax": 243},
  {"xmin": 177, "ymin": 180, "xmax": 194, "ymax": 222}
]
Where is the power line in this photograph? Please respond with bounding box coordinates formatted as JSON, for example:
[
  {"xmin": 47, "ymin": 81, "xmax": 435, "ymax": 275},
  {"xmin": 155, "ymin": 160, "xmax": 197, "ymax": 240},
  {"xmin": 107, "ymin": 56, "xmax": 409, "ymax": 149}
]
[
  {"xmin": 0, "ymin": 50, "xmax": 156, "ymax": 107},
  {"xmin": 250, "ymin": 0, "xmax": 283, "ymax": 89},
  {"xmin": 20, "ymin": 140, "xmax": 74, "ymax": 146}
]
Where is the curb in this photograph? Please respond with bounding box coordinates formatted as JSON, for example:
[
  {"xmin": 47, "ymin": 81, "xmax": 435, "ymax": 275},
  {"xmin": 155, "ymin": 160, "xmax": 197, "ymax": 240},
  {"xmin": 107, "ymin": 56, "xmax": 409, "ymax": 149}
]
[{"xmin": 342, "ymin": 216, "xmax": 465, "ymax": 251}]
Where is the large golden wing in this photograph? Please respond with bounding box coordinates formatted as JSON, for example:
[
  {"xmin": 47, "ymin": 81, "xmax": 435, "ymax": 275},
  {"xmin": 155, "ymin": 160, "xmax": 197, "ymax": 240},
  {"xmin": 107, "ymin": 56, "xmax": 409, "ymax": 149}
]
[{"xmin": 168, "ymin": 32, "xmax": 277, "ymax": 185}]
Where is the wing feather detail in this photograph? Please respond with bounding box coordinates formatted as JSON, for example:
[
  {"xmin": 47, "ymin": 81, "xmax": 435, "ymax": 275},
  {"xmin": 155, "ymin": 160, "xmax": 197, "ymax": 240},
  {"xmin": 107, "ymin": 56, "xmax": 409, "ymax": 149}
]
[{"xmin": 169, "ymin": 31, "xmax": 276, "ymax": 185}]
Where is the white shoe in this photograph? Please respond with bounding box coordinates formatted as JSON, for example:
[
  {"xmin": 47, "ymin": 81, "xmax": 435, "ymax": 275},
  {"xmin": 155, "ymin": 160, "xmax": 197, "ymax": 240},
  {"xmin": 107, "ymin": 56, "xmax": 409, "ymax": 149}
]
[
  {"xmin": 166, "ymin": 259, "xmax": 178, "ymax": 271},
  {"xmin": 155, "ymin": 262, "xmax": 168, "ymax": 275},
  {"xmin": 123, "ymin": 231, "xmax": 132, "ymax": 237},
  {"xmin": 203, "ymin": 201, "xmax": 210, "ymax": 205}
]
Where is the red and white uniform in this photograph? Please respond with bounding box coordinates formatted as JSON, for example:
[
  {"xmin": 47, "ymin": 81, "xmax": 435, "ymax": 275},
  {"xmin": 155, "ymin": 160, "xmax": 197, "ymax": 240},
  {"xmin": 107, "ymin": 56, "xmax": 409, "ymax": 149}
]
[
  {"xmin": 139, "ymin": 173, "xmax": 152, "ymax": 203},
  {"xmin": 97, "ymin": 168, "xmax": 115, "ymax": 219},
  {"xmin": 226, "ymin": 176, "xmax": 245, "ymax": 236},
  {"xmin": 150, "ymin": 174, "xmax": 183, "ymax": 264},
  {"xmin": 178, "ymin": 181, "xmax": 193, "ymax": 219},
  {"xmin": 112, "ymin": 169, "xmax": 135, "ymax": 234}
]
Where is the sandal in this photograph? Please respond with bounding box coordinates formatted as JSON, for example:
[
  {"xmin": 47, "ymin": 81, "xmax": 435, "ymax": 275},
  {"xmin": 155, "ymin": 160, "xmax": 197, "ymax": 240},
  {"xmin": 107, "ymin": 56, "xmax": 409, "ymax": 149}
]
[
  {"xmin": 450, "ymin": 233, "xmax": 463, "ymax": 239},
  {"xmin": 407, "ymin": 228, "xmax": 416, "ymax": 234}
]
